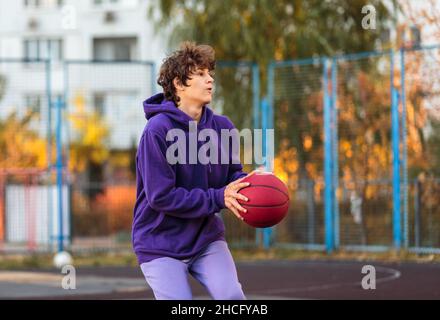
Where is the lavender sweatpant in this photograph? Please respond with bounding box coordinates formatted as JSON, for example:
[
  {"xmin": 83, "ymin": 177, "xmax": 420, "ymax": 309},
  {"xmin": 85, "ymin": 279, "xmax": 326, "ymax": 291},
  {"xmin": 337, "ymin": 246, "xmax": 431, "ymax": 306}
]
[{"xmin": 140, "ymin": 240, "xmax": 246, "ymax": 300}]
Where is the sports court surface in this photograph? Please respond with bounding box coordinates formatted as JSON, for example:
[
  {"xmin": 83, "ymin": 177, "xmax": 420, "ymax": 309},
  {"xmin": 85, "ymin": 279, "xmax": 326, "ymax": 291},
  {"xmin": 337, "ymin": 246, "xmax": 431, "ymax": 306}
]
[{"xmin": 1, "ymin": 259, "xmax": 439, "ymax": 300}]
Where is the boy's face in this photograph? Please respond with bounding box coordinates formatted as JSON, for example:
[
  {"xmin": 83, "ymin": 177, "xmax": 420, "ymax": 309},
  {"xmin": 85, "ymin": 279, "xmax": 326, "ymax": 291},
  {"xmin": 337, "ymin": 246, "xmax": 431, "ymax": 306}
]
[{"xmin": 175, "ymin": 68, "xmax": 214, "ymax": 107}]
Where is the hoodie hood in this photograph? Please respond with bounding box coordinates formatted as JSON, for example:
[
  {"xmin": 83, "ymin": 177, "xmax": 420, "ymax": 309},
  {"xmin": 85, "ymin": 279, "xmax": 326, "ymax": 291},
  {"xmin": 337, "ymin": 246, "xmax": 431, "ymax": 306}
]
[{"xmin": 143, "ymin": 93, "xmax": 214, "ymax": 129}]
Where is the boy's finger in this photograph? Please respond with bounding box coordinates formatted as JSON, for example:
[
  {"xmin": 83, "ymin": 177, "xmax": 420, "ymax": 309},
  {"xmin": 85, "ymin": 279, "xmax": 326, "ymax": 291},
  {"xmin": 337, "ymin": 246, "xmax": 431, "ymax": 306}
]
[
  {"xmin": 229, "ymin": 205, "xmax": 243, "ymax": 220},
  {"xmin": 232, "ymin": 200, "xmax": 247, "ymax": 213},
  {"xmin": 247, "ymin": 170, "xmax": 258, "ymax": 176},
  {"xmin": 234, "ymin": 193, "xmax": 248, "ymax": 202},
  {"xmin": 234, "ymin": 182, "xmax": 250, "ymax": 190}
]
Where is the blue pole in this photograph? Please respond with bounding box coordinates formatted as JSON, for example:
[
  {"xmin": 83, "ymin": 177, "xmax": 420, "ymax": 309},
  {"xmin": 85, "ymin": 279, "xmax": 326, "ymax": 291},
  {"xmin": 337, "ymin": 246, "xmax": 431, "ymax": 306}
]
[
  {"xmin": 63, "ymin": 62, "xmax": 70, "ymax": 178},
  {"xmin": 391, "ymin": 50, "xmax": 402, "ymax": 250},
  {"xmin": 252, "ymin": 63, "xmax": 261, "ymax": 248},
  {"xmin": 267, "ymin": 62, "xmax": 275, "ymax": 157},
  {"xmin": 46, "ymin": 59, "xmax": 53, "ymax": 169},
  {"xmin": 252, "ymin": 64, "xmax": 260, "ymax": 131},
  {"xmin": 323, "ymin": 58, "xmax": 334, "ymax": 253},
  {"xmin": 331, "ymin": 58, "xmax": 340, "ymax": 250},
  {"xmin": 392, "ymin": 88, "xmax": 401, "ymax": 250},
  {"xmin": 262, "ymin": 98, "xmax": 268, "ymax": 168},
  {"xmin": 262, "ymin": 64, "xmax": 275, "ymax": 249},
  {"xmin": 45, "ymin": 59, "xmax": 54, "ymax": 249},
  {"xmin": 260, "ymin": 98, "xmax": 269, "ymax": 249},
  {"xmin": 400, "ymin": 48, "xmax": 408, "ymax": 248},
  {"xmin": 55, "ymin": 97, "xmax": 64, "ymax": 253}
]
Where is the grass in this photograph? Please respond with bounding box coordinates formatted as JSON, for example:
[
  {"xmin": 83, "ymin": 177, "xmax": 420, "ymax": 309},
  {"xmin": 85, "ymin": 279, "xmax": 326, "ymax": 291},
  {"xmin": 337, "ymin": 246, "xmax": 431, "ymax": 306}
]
[
  {"xmin": 0, "ymin": 248, "xmax": 439, "ymax": 270},
  {"xmin": 231, "ymin": 247, "xmax": 440, "ymax": 263},
  {"xmin": 0, "ymin": 252, "xmax": 139, "ymax": 270}
]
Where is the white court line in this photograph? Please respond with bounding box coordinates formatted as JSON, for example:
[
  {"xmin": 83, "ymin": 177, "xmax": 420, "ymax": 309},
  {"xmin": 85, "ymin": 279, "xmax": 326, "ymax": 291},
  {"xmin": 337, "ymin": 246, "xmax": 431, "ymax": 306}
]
[{"xmin": 250, "ymin": 266, "xmax": 401, "ymax": 295}]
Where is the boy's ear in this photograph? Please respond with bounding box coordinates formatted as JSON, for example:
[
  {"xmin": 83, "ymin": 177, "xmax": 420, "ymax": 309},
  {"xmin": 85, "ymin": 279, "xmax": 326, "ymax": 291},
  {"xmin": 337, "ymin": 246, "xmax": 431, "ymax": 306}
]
[{"xmin": 173, "ymin": 77, "xmax": 185, "ymax": 91}]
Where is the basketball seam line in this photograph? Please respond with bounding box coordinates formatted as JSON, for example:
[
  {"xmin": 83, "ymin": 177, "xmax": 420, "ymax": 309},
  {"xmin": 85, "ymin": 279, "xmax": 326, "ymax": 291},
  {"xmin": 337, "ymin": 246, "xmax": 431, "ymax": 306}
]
[
  {"xmin": 242, "ymin": 184, "xmax": 289, "ymax": 199},
  {"xmin": 241, "ymin": 199, "xmax": 290, "ymax": 208}
]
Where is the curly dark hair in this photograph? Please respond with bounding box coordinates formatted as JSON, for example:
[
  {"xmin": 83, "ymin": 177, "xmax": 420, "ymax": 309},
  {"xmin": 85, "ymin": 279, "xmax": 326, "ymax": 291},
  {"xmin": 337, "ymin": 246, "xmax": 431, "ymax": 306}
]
[{"xmin": 157, "ymin": 41, "xmax": 216, "ymax": 106}]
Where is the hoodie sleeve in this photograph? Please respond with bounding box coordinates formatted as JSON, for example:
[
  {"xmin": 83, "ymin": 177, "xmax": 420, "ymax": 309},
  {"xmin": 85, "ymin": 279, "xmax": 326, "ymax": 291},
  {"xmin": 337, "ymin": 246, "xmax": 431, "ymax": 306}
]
[
  {"xmin": 138, "ymin": 129, "xmax": 226, "ymax": 219},
  {"xmin": 228, "ymin": 167, "xmax": 247, "ymax": 184}
]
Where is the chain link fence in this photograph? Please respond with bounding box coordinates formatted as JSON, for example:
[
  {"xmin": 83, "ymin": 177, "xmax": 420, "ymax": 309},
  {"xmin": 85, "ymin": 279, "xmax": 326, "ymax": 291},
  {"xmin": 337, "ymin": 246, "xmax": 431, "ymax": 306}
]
[{"xmin": 1, "ymin": 46, "xmax": 440, "ymax": 254}]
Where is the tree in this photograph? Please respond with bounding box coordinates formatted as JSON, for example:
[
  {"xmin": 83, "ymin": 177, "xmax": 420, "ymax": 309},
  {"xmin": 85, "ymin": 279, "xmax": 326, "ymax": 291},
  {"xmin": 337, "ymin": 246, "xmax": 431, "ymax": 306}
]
[
  {"xmin": 0, "ymin": 111, "xmax": 49, "ymax": 169},
  {"xmin": 150, "ymin": 0, "xmax": 396, "ymax": 244},
  {"xmin": 68, "ymin": 93, "xmax": 110, "ymax": 199},
  {"xmin": 400, "ymin": 0, "xmax": 440, "ymax": 177},
  {"xmin": 150, "ymin": 0, "xmax": 393, "ymax": 165},
  {"xmin": 401, "ymin": 0, "xmax": 440, "ymax": 42}
]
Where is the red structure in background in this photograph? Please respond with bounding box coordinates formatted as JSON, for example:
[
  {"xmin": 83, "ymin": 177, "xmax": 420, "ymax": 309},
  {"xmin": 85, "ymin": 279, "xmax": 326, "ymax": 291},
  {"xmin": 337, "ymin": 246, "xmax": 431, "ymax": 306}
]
[{"xmin": 0, "ymin": 168, "xmax": 46, "ymax": 248}]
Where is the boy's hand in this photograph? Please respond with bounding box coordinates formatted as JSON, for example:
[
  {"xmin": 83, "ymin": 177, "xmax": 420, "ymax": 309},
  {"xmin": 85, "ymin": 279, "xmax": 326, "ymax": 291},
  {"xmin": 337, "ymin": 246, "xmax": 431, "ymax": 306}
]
[
  {"xmin": 224, "ymin": 177, "xmax": 250, "ymax": 220},
  {"xmin": 224, "ymin": 170, "xmax": 260, "ymax": 220}
]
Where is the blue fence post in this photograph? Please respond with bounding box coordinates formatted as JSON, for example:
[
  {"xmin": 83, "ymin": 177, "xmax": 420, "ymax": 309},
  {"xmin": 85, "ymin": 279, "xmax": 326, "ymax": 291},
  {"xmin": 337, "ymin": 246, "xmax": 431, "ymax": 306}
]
[
  {"xmin": 392, "ymin": 87, "xmax": 401, "ymax": 250},
  {"xmin": 323, "ymin": 58, "xmax": 334, "ymax": 253},
  {"xmin": 262, "ymin": 63, "xmax": 275, "ymax": 250},
  {"xmin": 45, "ymin": 59, "xmax": 54, "ymax": 250},
  {"xmin": 400, "ymin": 48, "xmax": 409, "ymax": 249},
  {"xmin": 252, "ymin": 63, "xmax": 262, "ymax": 248},
  {"xmin": 391, "ymin": 50, "xmax": 402, "ymax": 250},
  {"xmin": 260, "ymin": 97, "xmax": 272, "ymax": 249},
  {"xmin": 252, "ymin": 63, "xmax": 260, "ymax": 131},
  {"xmin": 331, "ymin": 57, "xmax": 339, "ymax": 250},
  {"xmin": 266, "ymin": 63, "xmax": 275, "ymax": 170},
  {"xmin": 63, "ymin": 62, "xmax": 70, "ymax": 180},
  {"xmin": 46, "ymin": 59, "xmax": 53, "ymax": 170},
  {"xmin": 256, "ymin": 98, "xmax": 268, "ymax": 248},
  {"xmin": 55, "ymin": 97, "xmax": 65, "ymax": 253}
]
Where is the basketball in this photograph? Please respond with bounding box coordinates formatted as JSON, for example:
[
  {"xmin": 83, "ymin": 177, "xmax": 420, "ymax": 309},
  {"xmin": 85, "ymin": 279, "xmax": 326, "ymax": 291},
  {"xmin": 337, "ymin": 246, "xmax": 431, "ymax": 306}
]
[
  {"xmin": 237, "ymin": 172, "xmax": 290, "ymax": 228},
  {"xmin": 53, "ymin": 251, "xmax": 73, "ymax": 269}
]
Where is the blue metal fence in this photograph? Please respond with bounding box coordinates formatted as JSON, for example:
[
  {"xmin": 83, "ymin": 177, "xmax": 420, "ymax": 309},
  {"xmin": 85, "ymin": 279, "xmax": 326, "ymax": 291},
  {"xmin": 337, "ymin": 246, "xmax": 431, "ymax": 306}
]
[
  {"xmin": 266, "ymin": 57, "xmax": 326, "ymax": 251},
  {"xmin": 402, "ymin": 44, "xmax": 440, "ymax": 254},
  {"xmin": 1, "ymin": 45, "xmax": 440, "ymax": 254},
  {"xmin": 266, "ymin": 44, "xmax": 440, "ymax": 253},
  {"xmin": 212, "ymin": 62, "xmax": 262, "ymax": 248}
]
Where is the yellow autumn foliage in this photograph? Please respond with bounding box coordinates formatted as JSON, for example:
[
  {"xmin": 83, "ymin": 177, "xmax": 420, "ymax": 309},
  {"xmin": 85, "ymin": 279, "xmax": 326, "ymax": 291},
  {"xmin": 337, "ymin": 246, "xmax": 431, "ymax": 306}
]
[
  {"xmin": 0, "ymin": 111, "xmax": 49, "ymax": 169},
  {"xmin": 67, "ymin": 92, "xmax": 110, "ymax": 172}
]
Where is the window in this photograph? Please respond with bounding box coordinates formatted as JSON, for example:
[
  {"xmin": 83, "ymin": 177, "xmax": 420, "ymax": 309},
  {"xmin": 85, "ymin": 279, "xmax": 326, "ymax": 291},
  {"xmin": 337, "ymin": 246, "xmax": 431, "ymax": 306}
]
[
  {"xmin": 93, "ymin": 37, "xmax": 138, "ymax": 61},
  {"xmin": 24, "ymin": 39, "xmax": 63, "ymax": 61},
  {"xmin": 24, "ymin": 40, "xmax": 39, "ymax": 60},
  {"xmin": 93, "ymin": 93, "xmax": 105, "ymax": 116},
  {"xmin": 92, "ymin": 0, "xmax": 139, "ymax": 8},
  {"xmin": 94, "ymin": 91, "xmax": 142, "ymax": 149},
  {"xmin": 24, "ymin": 0, "xmax": 64, "ymax": 8},
  {"xmin": 93, "ymin": 0, "xmax": 119, "ymax": 6}
]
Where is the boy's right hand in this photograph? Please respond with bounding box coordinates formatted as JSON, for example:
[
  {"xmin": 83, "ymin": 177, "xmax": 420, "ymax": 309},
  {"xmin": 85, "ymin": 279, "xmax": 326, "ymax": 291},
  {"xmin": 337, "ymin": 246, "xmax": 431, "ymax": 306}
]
[{"xmin": 224, "ymin": 177, "xmax": 250, "ymax": 221}]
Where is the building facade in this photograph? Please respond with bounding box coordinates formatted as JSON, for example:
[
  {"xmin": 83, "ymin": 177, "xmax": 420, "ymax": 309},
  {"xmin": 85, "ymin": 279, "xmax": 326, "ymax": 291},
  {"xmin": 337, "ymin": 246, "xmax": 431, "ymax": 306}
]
[{"xmin": 0, "ymin": 0, "xmax": 168, "ymax": 150}]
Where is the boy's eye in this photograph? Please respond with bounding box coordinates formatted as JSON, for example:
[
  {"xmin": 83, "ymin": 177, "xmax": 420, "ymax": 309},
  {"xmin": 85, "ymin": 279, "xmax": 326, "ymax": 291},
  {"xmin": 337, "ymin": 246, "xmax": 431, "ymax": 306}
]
[{"xmin": 194, "ymin": 70, "xmax": 214, "ymax": 77}]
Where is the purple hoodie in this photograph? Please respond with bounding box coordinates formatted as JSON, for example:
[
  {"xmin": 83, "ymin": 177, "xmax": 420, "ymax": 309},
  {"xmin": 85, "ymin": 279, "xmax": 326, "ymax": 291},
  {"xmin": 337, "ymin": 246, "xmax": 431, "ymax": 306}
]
[{"xmin": 132, "ymin": 93, "xmax": 247, "ymax": 265}]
